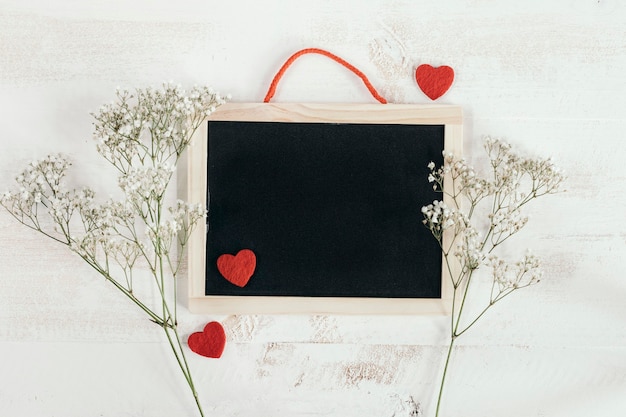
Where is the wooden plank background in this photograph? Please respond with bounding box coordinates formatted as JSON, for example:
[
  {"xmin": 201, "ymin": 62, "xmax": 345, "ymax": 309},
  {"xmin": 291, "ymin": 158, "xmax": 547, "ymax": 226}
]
[{"xmin": 0, "ymin": 1, "xmax": 624, "ymax": 416}]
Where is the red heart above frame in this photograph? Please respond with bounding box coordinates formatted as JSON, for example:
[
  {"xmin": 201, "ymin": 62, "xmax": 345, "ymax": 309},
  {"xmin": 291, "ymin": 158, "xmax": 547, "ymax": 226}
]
[
  {"xmin": 217, "ymin": 249, "xmax": 256, "ymax": 287},
  {"xmin": 188, "ymin": 321, "xmax": 226, "ymax": 358},
  {"xmin": 415, "ymin": 64, "xmax": 455, "ymax": 100}
]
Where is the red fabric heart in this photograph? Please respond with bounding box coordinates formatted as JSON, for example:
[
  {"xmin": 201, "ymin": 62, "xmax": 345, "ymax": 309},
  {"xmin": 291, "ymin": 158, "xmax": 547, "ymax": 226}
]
[
  {"xmin": 217, "ymin": 249, "xmax": 256, "ymax": 287},
  {"xmin": 188, "ymin": 322, "xmax": 226, "ymax": 358},
  {"xmin": 415, "ymin": 64, "xmax": 455, "ymax": 100}
]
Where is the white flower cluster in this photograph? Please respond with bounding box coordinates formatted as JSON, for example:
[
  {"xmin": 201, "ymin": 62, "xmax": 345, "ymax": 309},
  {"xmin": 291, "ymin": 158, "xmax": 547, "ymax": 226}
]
[
  {"xmin": 70, "ymin": 200, "xmax": 135, "ymax": 259},
  {"xmin": 484, "ymin": 136, "xmax": 564, "ymax": 199},
  {"xmin": 455, "ymin": 225, "xmax": 483, "ymax": 273},
  {"xmin": 423, "ymin": 138, "xmax": 564, "ymax": 238},
  {"xmin": 1, "ymin": 83, "xmax": 226, "ymax": 417},
  {"xmin": 170, "ymin": 200, "xmax": 206, "ymax": 234},
  {"xmin": 424, "ymin": 137, "xmax": 563, "ymax": 417},
  {"xmin": 422, "ymin": 137, "xmax": 564, "ymax": 307},
  {"xmin": 93, "ymin": 83, "xmax": 228, "ymax": 172},
  {"xmin": 2, "ymin": 83, "xmax": 223, "ymax": 288},
  {"xmin": 428, "ymin": 152, "xmax": 493, "ymax": 205},
  {"xmin": 489, "ymin": 205, "xmax": 528, "ymax": 244},
  {"xmin": 0, "ymin": 154, "xmax": 99, "ymax": 236},
  {"xmin": 488, "ymin": 251, "xmax": 542, "ymax": 296},
  {"xmin": 119, "ymin": 164, "xmax": 174, "ymax": 206},
  {"xmin": 1, "ymin": 154, "xmax": 71, "ymax": 217},
  {"xmin": 146, "ymin": 200, "xmax": 205, "ymax": 248},
  {"xmin": 421, "ymin": 200, "xmax": 468, "ymax": 240}
]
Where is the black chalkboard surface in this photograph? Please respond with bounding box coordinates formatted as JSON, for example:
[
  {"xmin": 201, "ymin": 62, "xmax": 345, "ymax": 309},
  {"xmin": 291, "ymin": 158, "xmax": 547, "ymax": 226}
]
[
  {"xmin": 185, "ymin": 103, "xmax": 462, "ymax": 314},
  {"xmin": 206, "ymin": 121, "xmax": 443, "ymax": 298}
]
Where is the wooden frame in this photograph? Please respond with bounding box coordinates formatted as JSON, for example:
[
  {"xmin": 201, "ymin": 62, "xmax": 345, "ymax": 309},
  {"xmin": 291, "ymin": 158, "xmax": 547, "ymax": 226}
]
[{"xmin": 181, "ymin": 103, "xmax": 462, "ymax": 315}]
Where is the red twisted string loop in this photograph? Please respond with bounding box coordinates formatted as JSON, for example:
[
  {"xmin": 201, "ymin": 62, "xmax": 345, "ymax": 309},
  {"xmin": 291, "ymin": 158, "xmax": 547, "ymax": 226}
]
[{"xmin": 263, "ymin": 48, "xmax": 387, "ymax": 104}]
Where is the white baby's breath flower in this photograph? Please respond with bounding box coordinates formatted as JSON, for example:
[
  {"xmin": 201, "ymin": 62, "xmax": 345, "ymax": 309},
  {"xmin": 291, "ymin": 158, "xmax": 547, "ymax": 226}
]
[
  {"xmin": 118, "ymin": 164, "xmax": 172, "ymax": 206},
  {"xmin": 424, "ymin": 136, "xmax": 563, "ymax": 299},
  {"xmin": 423, "ymin": 136, "xmax": 564, "ymax": 416},
  {"xmin": 453, "ymin": 226, "xmax": 483, "ymax": 272},
  {"xmin": 92, "ymin": 83, "xmax": 228, "ymax": 172}
]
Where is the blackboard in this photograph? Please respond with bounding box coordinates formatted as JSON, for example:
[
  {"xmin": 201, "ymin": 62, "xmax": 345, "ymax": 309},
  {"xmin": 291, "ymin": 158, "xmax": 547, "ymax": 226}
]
[{"xmin": 184, "ymin": 103, "xmax": 463, "ymax": 314}]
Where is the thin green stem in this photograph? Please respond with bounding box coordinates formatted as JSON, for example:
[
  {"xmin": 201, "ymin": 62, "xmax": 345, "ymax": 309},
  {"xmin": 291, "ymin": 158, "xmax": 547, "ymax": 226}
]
[
  {"xmin": 172, "ymin": 267, "xmax": 178, "ymax": 325},
  {"xmin": 162, "ymin": 325, "xmax": 205, "ymax": 417},
  {"xmin": 455, "ymin": 303, "xmax": 492, "ymax": 338},
  {"xmin": 7, "ymin": 214, "xmax": 67, "ymax": 245},
  {"xmin": 435, "ymin": 335, "xmax": 456, "ymax": 417},
  {"xmin": 82, "ymin": 256, "xmax": 164, "ymax": 326},
  {"xmin": 452, "ymin": 269, "xmax": 474, "ymax": 336}
]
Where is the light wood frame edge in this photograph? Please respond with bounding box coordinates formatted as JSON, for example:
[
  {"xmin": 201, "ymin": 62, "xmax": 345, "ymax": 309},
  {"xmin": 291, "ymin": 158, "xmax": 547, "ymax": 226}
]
[{"xmin": 180, "ymin": 103, "xmax": 463, "ymax": 315}]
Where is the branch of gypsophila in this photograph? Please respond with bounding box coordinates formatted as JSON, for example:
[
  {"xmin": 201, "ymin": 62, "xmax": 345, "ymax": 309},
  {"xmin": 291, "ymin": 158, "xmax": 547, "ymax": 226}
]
[
  {"xmin": 110, "ymin": 213, "xmax": 159, "ymax": 275},
  {"xmin": 451, "ymin": 272, "xmax": 472, "ymax": 338},
  {"xmin": 172, "ymin": 258, "xmax": 179, "ymax": 325},
  {"xmin": 446, "ymin": 260, "xmax": 474, "ymax": 335},
  {"xmin": 54, "ymin": 208, "xmax": 74, "ymax": 242},
  {"xmin": 70, "ymin": 241, "xmax": 162, "ymax": 325},
  {"xmin": 168, "ymin": 224, "xmax": 193, "ymax": 276},
  {"xmin": 101, "ymin": 153, "xmax": 127, "ymax": 175},
  {"xmin": 169, "ymin": 221, "xmax": 198, "ymax": 321},
  {"xmin": 479, "ymin": 209, "xmax": 500, "ymax": 253},
  {"xmin": 454, "ymin": 279, "xmax": 536, "ymax": 338},
  {"xmin": 162, "ymin": 325, "xmax": 205, "ymax": 417},
  {"xmin": 448, "ymin": 172, "xmax": 463, "ymax": 209},
  {"xmin": 451, "ymin": 267, "xmax": 476, "ymax": 336},
  {"xmin": 142, "ymin": 240, "xmax": 172, "ymax": 321},
  {"xmin": 120, "ymin": 262, "xmax": 133, "ymax": 292},
  {"xmin": 453, "ymin": 300, "xmax": 491, "ymax": 338},
  {"xmin": 34, "ymin": 198, "xmax": 75, "ymax": 245},
  {"xmin": 156, "ymin": 244, "xmax": 174, "ymax": 325},
  {"xmin": 441, "ymin": 245, "xmax": 461, "ymax": 289},
  {"xmin": 156, "ymin": 213, "xmax": 172, "ymax": 323},
  {"xmin": 146, "ymin": 203, "xmax": 177, "ymax": 326},
  {"xmin": 81, "ymin": 200, "xmax": 163, "ymax": 300},
  {"xmin": 491, "ymin": 221, "xmax": 528, "ymax": 247},
  {"xmin": 464, "ymin": 179, "xmax": 496, "ymax": 220},
  {"xmin": 449, "ymin": 277, "xmax": 459, "ymax": 338},
  {"xmin": 3, "ymin": 198, "xmax": 165, "ymax": 325},
  {"xmin": 485, "ymin": 181, "xmax": 558, "ymax": 249},
  {"xmin": 167, "ymin": 237, "xmax": 185, "ymax": 282},
  {"xmin": 79, "ymin": 253, "xmax": 166, "ymax": 326},
  {"xmin": 2, "ymin": 206, "xmax": 68, "ymax": 246},
  {"xmin": 134, "ymin": 246, "xmax": 172, "ymax": 322},
  {"xmin": 96, "ymin": 119, "xmax": 146, "ymax": 172}
]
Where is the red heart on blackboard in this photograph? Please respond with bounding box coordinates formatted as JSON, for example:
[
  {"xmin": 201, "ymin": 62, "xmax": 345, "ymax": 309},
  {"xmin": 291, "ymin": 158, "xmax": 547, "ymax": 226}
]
[
  {"xmin": 188, "ymin": 322, "xmax": 226, "ymax": 358},
  {"xmin": 217, "ymin": 249, "xmax": 256, "ymax": 287},
  {"xmin": 415, "ymin": 64, "xmax": 454, "ymax": 100}
]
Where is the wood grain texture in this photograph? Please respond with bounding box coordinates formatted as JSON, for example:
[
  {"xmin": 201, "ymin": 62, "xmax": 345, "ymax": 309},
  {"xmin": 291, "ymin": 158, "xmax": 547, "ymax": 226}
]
[{"xmin": 1, "ymin": 1, "xmax": 625, "ymax": 416}]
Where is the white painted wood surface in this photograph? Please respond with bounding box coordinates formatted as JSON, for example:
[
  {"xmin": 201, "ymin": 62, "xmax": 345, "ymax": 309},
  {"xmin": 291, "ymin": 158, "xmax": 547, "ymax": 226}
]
[{"xmin": 0, "ymin": 1, "xmax": 624, "ymax": 416}]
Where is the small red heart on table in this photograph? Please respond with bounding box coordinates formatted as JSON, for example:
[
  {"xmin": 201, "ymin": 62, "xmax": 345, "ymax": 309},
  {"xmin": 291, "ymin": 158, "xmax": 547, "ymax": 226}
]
[
  {"xmin": 188, "ymin": 321, "xmax": 226, "ymax": 358},
  {"xmin": 415, "ymin": 64, "xmax": 455, "ymax": 100},
  {"xmin": 217, "ymin": 249, "xmax": 256, "ymax": 287}
]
